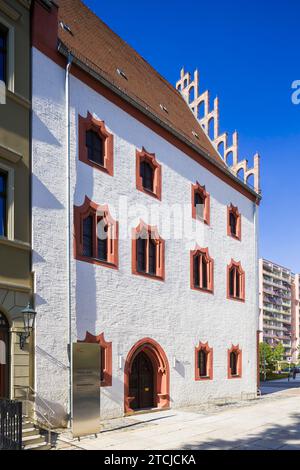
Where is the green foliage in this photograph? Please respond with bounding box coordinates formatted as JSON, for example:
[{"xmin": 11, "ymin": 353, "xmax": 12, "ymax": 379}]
[{"xmin": 259, "ymin": 341, "xmax": 285, "ymax": 372}]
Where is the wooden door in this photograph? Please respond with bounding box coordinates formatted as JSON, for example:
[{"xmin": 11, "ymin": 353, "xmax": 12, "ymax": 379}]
[
  {"xmin": 129, "ymin": 351, "xmax": 154, "ymax": 410},
  {"xmin": 0, "ymin": 313, "xmax": 9, "ymax": 398}
]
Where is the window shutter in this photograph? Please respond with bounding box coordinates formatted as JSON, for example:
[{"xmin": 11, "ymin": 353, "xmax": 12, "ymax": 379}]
[
  {"xmin": 137, "ymin": 237, "xmax": 146, "ymax": 272},
  {"xmin": 83, "ymin": 215, "xmax": 94, "ymax": 257},
  {"xmin": 236, "ymin": 269, "xmax": 240, "ymax": 298},
  {"xmin": 202, "ymin": 257, "xmax": 208, "ymax": 289},
  {"xmin": 97, "ymin": 220, "xmax": 108, "ymax": 261},
  {"xmin": 148, "ymin": 238, "xmax": 157, "ymax": 275},
  {"xmin": 230, "ymin": 212, "xmax": 237, "ymax": 235},
  {"xmin": 193, "ymin": 255, "xmax": 200, "ymax": 287},
  {"xmin": 195, "ymin": 192, "xmax": 204, "ymax": 219}
]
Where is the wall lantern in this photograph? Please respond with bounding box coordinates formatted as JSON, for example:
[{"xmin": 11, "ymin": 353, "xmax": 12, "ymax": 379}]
[{"xmin": 18, "ymin": 304, "xmax": 37, "ymax": 350}]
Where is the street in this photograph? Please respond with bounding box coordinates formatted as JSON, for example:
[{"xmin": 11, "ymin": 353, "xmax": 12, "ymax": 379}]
[{"xmin": 56, "ymin": 378, "xmax": 300, "ymax": 450}]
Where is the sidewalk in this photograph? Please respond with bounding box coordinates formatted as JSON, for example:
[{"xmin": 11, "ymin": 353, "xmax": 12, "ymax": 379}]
[{"xmin": 54, "ymin": 385, "xmax": 300, "ymax": 450}]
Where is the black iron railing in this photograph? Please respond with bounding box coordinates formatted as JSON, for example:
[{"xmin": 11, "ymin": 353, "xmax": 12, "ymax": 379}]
[{"xmin": 0, "ymin": 399, "xmax": 22, "ymax": 450}]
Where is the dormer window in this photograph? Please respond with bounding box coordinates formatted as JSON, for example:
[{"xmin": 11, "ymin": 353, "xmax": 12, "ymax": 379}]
[
  {"xmin": 132, "ymin": 221, "xmax": 164, "ymax": 280},
  {"xmin": 136, "ymin": 148, "xmax": 162, "ymax": 200},
  {"xmin": 191, "ymin": 246, "xmax": 214, "ymax": 293},
  {"xmin": 191, "ymin": 182, "xmax": 210, "ymax": 225},
  {"xmin": 79, "ymin": 112, "xmax": 114, "ymax": 176},
  {"xmin": 74, "ymin": 197, "xmax": 118, "ymax": 269},
  {"xmin": 227, "ymin": 260, "xmax": 245, "ymax": 301},
  {"xmin": 227, "ymin": 204, "xmax": 241, "ymax": 240}
]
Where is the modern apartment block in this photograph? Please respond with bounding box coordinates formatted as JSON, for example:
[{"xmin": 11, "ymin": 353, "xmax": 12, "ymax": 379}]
[{"xmin": 259, "ymin": 259, "xmax": 300, "ymax": 362}]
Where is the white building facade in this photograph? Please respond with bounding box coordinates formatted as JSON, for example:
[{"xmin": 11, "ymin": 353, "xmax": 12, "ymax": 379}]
[{"xmin": 31, "ymin": 0, "xmax": 261, "ymax": 426}]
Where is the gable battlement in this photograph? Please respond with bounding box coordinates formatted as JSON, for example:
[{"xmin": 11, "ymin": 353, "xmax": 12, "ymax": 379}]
[{"xmin": 176, "ymin": 68, "xmax": 260, "ymax": 193}]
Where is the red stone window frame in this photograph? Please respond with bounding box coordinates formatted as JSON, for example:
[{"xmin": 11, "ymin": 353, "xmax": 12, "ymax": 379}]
[
  {"xmin": 228, "ymin": 344, "xmax": 242, "ymax": 379},
  {"xmin": 191, "ymin": 182, "xmax": 210, "ymax": 225},
  {"xmin": 79, "ymin": 332, "xmax": 112, "ymax": 387},
  {"xmin": 79, "ymin": 112, "xmax": 114, "ymax": 176},
  {"xmin": 195, "ymin": 342, "xmax": 213, "ymax": 381},
  {"xmin": 190, "ymin": 246, "xmax": 214, "ymax": 293},
  {"xmin": 74, "ymin": 196, "xmax": 118, "ymax": 269},
  {"xmin": 136, "ymin": 147, "xmax": 162, "ymax": 200},
  {"xmin": 227, "ymin": 259, "xmax": 245, "ymax": 302},
  {"xmin": 132, "ymin": 220, "xmax": 165, "ymax": 281},
  {"xmin": 227, "ymin": 204, "xmax": 241, "ymax": 240}
]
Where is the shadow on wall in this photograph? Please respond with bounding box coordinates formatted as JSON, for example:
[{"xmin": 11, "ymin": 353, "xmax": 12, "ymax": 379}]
[
  {"xmin": 73, "ymin": 112, "xmax": 98, "ymax": 341},
  {"xmin": 180, "ymin": 412, "xmax": 300, "ymax": 450},
  {"xmin": 32, "ymin": 174, "xmax": 64, "ymax": 210}
]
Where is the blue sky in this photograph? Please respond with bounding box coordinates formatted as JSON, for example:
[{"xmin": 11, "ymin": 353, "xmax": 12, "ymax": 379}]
[{"xmin": 85, "ymin": 0, "xmax": 300, "ymax": 272}]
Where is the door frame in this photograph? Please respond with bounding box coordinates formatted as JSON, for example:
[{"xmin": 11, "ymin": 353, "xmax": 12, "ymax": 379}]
[{"xmin": 124, "ymin": 337, "xmax": 170, "ymax": 414}]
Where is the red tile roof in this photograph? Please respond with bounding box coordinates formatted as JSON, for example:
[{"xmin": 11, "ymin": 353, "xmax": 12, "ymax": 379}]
[{"xmin": 57, "ymin": 0, "xmax": 225, "ymax": 166}]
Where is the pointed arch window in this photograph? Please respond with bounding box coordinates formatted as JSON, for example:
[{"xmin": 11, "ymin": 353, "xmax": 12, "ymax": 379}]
[
  {"xmin": 132, "ymin": 221, "xmax": 165, "ymax": 280},
  {"xmin": 195, "ymin": 342, "xmax": 213, "ymax": 380},
  {"xmin": 191, "ymin": 246, "xmax": 214, "ymax": 293},
  {"xmin": 227, "ymin": 260, "xmax": 245, "ymax": 301},
  {"xmin": 79, "ymin": 112, "xmax": 114, "ymax": 175},
  {"xmin": 228, "ymin": 345, "xmax": 242, "ymax": 379},
  {"xmin": 191, "ymin": 182, "xmax": 210, "ymax": 225},
  {"xmin": 136, "ymin": 148, "xmax": 162, "ymax": 200},
  {"xmin": 74, "ymin": 197, "xmax": 118, "ymax": 269},
  {"xmin": 227, "ymin": 204, "xmax": 241, "ymax": 240}
]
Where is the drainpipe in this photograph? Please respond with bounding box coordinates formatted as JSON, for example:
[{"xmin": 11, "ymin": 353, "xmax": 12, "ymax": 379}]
[{"xmin": 65, "ymin": 53, "xmax": 73, "ymax": 427}]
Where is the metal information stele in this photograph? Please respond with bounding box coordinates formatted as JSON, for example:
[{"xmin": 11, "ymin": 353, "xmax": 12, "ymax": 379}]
[{"xmin": 72, "ymin": 343, "xmax": 101, "ymax": 438}]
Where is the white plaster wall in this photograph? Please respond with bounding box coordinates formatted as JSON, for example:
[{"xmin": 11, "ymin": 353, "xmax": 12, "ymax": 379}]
[{"xmin": 32, "ymin": 48, "xmax": 259, "ymax": 423}]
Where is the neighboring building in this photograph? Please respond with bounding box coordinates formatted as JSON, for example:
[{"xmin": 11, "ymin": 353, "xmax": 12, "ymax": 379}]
[
  {"xmin": 31, "ymin": 0, "xmax": 261, "ymax": 427},
  {"xmin": 0, "ymin": 0, "xmax": 32, "ymax": 400},
  {"xmin": 259, "ymin": 258, "xmax": 300, "ymax": 362}
]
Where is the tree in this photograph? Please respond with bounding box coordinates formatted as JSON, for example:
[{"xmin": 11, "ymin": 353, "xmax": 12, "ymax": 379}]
[
  {"xmin": 259, "ymin": 342, "xmax": 274, "ymax": 371},
  {"xmin": 273, "ymin": 342, "xmax": 285, "ymax": 362}
]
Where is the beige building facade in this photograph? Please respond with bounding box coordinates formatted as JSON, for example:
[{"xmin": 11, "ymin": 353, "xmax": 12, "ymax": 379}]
[{"xmin": 0, "ymin": 0, "xmax": 32, "ymax": 401}]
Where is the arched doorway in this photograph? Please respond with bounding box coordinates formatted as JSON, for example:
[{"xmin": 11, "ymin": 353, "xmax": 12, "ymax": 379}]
[
  {"xmin": 124, "ymin": 338, "xmax": 170, "ymax": 414},
  {"xmin": 0, "ymin": 312, "xmax": 9, "ymax": 398}
]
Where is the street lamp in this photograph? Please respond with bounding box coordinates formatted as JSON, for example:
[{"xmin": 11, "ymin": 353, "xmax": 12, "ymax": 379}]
[{"xmin": 18, "ymin": 304, "xmax": 37, "ymax": 350}]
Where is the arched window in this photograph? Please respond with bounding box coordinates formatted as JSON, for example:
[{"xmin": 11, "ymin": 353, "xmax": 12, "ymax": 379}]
[
  {"xmin": 136, "ymin": 148, "xmax": 162, "ymax": 200},
  {"xmin": 195, "ymin": 342, "xmax": 213, "ymax": 380},
  {"xmin": 79, "ymin": 112, "xmax": 114, "ymax": 176},
  {"xmin": 227, "ymin": 204, "xmax": 241, "ymax": 240},
  {"xmin": 191, "ymin": 247, "xmax": 213, "ymax": 293},
  {"xmin": 191, "ymin": 182, "xmax": 210, "ymax": 225},
  {"xmin": 228, "ymin": 345, "xmax": 242, "ymax": 378},
  {"xmin": 74, "ymin": 197, "xmax": 118, "ymax": 269},
  {"xmin": 86, "ymin": 129, "xmax": 104, "ymax": 166},
  {"xmin": 132, "ymin": 221, "xmax": 164, "ymax": 280},
  {"xmin": 227, "ymin": 260, "xmax": 245, "ymax": 301}
]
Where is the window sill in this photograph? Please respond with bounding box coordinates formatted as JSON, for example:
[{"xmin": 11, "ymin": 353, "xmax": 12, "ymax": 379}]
[
  {"xmin": 191, "ymin": 285, "xmax": 214, "ymax": 294},
  {"xmin": 137, "ymin": 185, "xmax": 161, "ymax": 201},
  {"xmin": 132, "ymin": 270, "xmax": 164, "ymax": 282},
  {"xmin": 228, "ymin": 233, "xmax": 241, "ymax": 241},
  {"xmin": 80, "ymin": 157, "xmax": 113, "ymax": 176},
  {"xmin": 228, "ymin": 374, "xmax": 242, "ymax": 379},
  {"xmin": 192, "ymin": 215, "xmax": 209, "ymax": 225},
  {"xmin": 0, "ymin": 237, "xmax": 30, "ymax": 251},
  {"xmin": 75, "ymin": 254, "xmax": 118, "ymax": 270},
  {"xmin": 228, "ymin": 295, "xmax": 245, "ymax": 303},
  {"xmin": 195, "ymin": 375, "xmax": 212, "ymax": 381}
]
